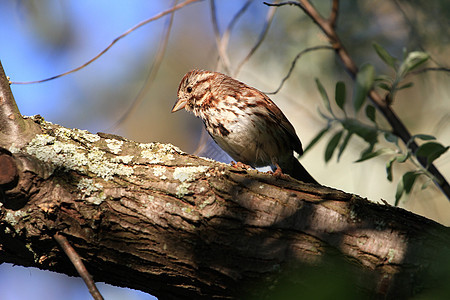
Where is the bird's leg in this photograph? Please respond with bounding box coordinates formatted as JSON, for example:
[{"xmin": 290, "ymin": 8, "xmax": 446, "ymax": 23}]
[
  {"xmin": 270, "ymin": 163, "xmax": 291, "ymax": 180},
  {"xmin": 231, "ymin": 161, "xmax": 252, "ymax": 170},
  {"xmin": 272, "ymin": 163, "xmax": 284, "ymax": 178}
]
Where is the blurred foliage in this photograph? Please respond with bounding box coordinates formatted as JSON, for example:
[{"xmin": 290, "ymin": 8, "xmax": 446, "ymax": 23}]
[
  {"xmin": 250, "ymin": 254, "xmax": 366, "ymax": 300},
  {"xmin": 305, "ymin": 45, "xmax": 448, "ymax": 205}
]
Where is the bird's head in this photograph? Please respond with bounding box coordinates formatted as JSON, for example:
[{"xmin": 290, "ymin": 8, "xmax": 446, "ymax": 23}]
[{"xmin": 171, "ymin": 70, "xmax": 216, "ymax": 115}]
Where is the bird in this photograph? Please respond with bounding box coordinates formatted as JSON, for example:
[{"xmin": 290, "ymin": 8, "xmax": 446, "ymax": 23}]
[{"xmin": 172, "ymin": 69, "xmax": 317, "ymax": 184}]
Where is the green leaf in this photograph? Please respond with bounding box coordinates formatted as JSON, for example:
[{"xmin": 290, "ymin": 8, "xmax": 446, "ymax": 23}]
[
  {"xmin": 396, "ymin": 153, "xmax": 410, "ymax": 163},
  {"xmin": 355, "ymin": 148, "xmax": 393, "ymax": 163},
  {"xmin": 397, "ymin": 82, "xmax": 414, "ymax": 90},
  {"xmin": 377, "ymin": 82, "xmax": 391, "ymax": 91},
  {"xmin": 384, "ymin": 132, "xmax": 398, "ymax": 145},
  {"xmin": 315, "ymin": 78, "xmax": 332, "ymax": 113},
  {"xmin": 373, "ymin": 42, "xmax": 397, "ymax": 68},
  {"xmin": 399, "ymin": 51, "xmax": 430, "ymax": 77},
  {"xmin": 337, "ymin": 132, "xmax": 352, "ymax": 161},
  {"xmin": 412, "ymin": 134, "xmax": 436, "ymax": 141},
  {"xmin": 395, "ymin": 171, "xmax": 418, "ymax": 205},
  {"xmin": 342, "ymin": 119, "xmax": 378, "ymax": 145},
  {"xmin": 335, "ymin": 81, "xmax": 346, "ymax": 111},
  {"xmin": 421, "ymin": 179, "xmax": 432, "ymax": 190},
  {"xmin": 402, "ymin": 171, "xmax": 419, "ymax": 194},
  {"xmin": 365, "ymin": 105, "xmax": 376, "ymax": 123},
  {"xmin": 317, "ymin": 107, "xmax": 330, "ymax": 120},
  {"xmin": 375, "ymin": 75, "xmax": 393, "ymax": 83},
  {"xmin": 386, "ymin": 156, "xmax": 396, "ymax": 181},
  {"xmin": 325, "ymin": 131, "xmax": 343, "ymax": 162},
  {"xmin": 353, "ymin": 64, "xmax": 375, "ymax": 112},
  {"xmin": 304, "ymin": 126, "xmax": 330, "ymax": 153},
  {"xmin": 395, "ymin": 179, "xmax": 404, "ymax": 206},
  {"xmin": 416, "ymin": 142, "xmax": 449, "ymax": 166},
  {"xmin": 361, "ymin": 144, "xmax": 375, "ymax": 158}
]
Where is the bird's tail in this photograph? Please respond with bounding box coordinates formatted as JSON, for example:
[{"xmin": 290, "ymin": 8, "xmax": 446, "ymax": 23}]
[{"xmin": 280, "ymin": 156, "xmax": 318, "ymax": 184}]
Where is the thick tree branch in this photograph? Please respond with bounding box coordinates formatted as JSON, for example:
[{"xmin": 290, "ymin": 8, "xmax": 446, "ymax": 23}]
[{"xmin": 0, "ymin": 114, "xmax": 449, "ymax": 299}]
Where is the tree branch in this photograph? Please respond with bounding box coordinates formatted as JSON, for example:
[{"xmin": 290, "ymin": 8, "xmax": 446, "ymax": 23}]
[
  {"xmin": 0, "ymin": 61, "xmax": 41, "ymax": 148},
  {"xmin": 54, "ymin": 233, "xmax": 104, "ymax": 300},
  {"xmin": 0, "ymin": 113, "xmax": 448, "ymax": 299}
]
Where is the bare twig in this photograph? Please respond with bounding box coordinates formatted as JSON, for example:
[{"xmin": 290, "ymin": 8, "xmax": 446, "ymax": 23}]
[
  {"xmin": 0, "ymin": 61, "xmax": 40, "ymax": 148},
  {"xmin": 0, "ymin": 61, "xmax": 26, "ymax": 136},
  {"xmin": 265, "ymin": 45, "xmax": 333, "ymax": 95},
  {"xmin": 407, "ymin": 67, "xmax": 450, "ymax": 77},
  {"xmin": 234, "ymin": 0, "xmax": 279, "ymax": 77},
  {"xmin": 210, "ymin": 0, "xmax": 232, "ymax": 74},
  {"xmin": 329, "ymin": 0, "xmax": 339, "ymax": 28},
  {"xmin": 54, "ymin": 233, "xmax": 104, "ymax": 300},
  {"xmin": 265, "ymin": 0, "xmax": 450, "ymax": 200},
  {"xmin": 10, "ymin": 0, "xmax": 201, "ymax": 85},
  {"xmin": 109, "ymin": 0, "xmax": 177, "ymax": 131},
  {"xmin": 214, "ymin": 0, "xmax": 254, "ymax": 71}
]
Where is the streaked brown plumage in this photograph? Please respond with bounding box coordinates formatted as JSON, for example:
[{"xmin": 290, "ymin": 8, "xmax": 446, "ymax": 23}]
[{"xmin": 172, "ymin": 70, "xmax": 317, "ymax": 184}]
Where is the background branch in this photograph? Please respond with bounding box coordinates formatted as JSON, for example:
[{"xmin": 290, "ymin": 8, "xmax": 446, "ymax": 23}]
[
  {"xmin": 265, "ymin": 45, "xmax": 333, "ymax": 95},
  {"xmin": 234, "ymin": 0, "xmax": 279, "ymax": 76},
  {"xmin": 109, "ymin": 0, "xmax": 177, "ymax": 131},
  {"xmin": 9, "ymin": 0, "xmax": 201, "ymax": 85}
]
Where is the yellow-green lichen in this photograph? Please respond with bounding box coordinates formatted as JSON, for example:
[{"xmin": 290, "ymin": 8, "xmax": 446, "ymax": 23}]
[
  {"xmin": 8, "ymin": 144, "xmax": 20, "ymax": 154},
  {"xmin": 181, "ymin": 207, "xmax": 192, "ymax": 213},
  {"xmin": 173, "ymin": 166, "xmax": 208, "ymax": 198},
  {"xmin": 111, "ymin": 155, "xmax": 134, "ymax": 164},
  {"xmin": 105, "ymin": 139, "xmax": 123, "ymax": 154},
  {"xmin": 139, "ymin": 142, "xmax": 183, "ymax": 163},
  {"xmin": 173, "ymin": 166, "xmax": 209, "ymax": 182},
  {"xmin": 387, "ymin": 249, "xmax": 396, "ymax": 263},
  {"xmin": 25, "ymin": 134, "xmax": 133, "ymax": 180},
  {"xmin": 4, "ymin": 210, "xmax": 26, "ymax": 226},
  {"xmin": 152, "ymin": 166, "xmax": 167, "ymax": 179},
  {"xmin": 25, "ymin": 243, "xmax": 39, "ymax": 263},
  {"xmin": 77, "ymin": 178, "xmax": 106, "ymax": 205},
  {"xmin": 54, "ymin": 126, "xmax": 101, "ymax": 144},
  {"xmin": 176, "ymin": 182, "xmax": 191, "ymax": 198}
]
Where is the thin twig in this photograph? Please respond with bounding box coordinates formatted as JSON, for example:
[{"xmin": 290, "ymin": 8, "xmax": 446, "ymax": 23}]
[
  {"xmin": 394, "ymin": 0, "xmax": 448, "ymax": 68},
  {"xmin": 265, "ymin": 45, "xmax": 333, "ymax": 95},
  {"xmin": 109, "ymin": 0, "xmax": 177, "ymax": 131},
  {"xmin": 210, "ymin": 0, "xmax": 232, "ymax": 74},
  {"xmin": 407, "ymin": 67, "xmax": 450, "ymax": 77},
  {"xmin": 264, "ymin": 1, "xmax": 302, "ymax": 9},
  {"xmin": 214, "ymin": 0, "xmax": 254, "ymax": 71},
  {"xmin": 10, "ymin": 0, "xmax": 201, "ymax": 85},
  {"xmin": 54, "ymin": 233, "xmax": 104, "ymax": 300},
  {"xmin": 234, "ymin": 0, "xmax": 279, "ymax": 77},
  {"xmin": 329, "ymin": 0, "xmax": 339, "ymax": 28}
]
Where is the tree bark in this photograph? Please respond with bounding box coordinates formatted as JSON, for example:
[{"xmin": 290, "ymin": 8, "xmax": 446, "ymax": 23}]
[{"xmin": 0, "ymin": 62, "xmax": 449, "ymax": 299}]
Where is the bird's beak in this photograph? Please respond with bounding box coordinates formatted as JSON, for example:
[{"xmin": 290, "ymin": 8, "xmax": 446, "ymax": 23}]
[{"xmin": 171, "ymin": 98, "xmax": 187, "ymax": 113}]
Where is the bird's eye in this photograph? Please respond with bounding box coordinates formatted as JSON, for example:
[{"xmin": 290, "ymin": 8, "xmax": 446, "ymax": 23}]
[{"xmin": 186, "ymin": 86, "xmax": 192, "ymax": 93}]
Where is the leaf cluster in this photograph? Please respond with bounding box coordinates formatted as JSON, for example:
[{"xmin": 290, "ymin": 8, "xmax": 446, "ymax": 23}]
[{"xmin": 305, "ymin": 45, "xmax": 448, "ymax": 205}]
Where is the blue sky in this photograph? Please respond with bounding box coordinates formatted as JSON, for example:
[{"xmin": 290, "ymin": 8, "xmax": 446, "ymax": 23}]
[{"xmin": 0, "ymin": 2, "xmax": 269, "ymax": 299}]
